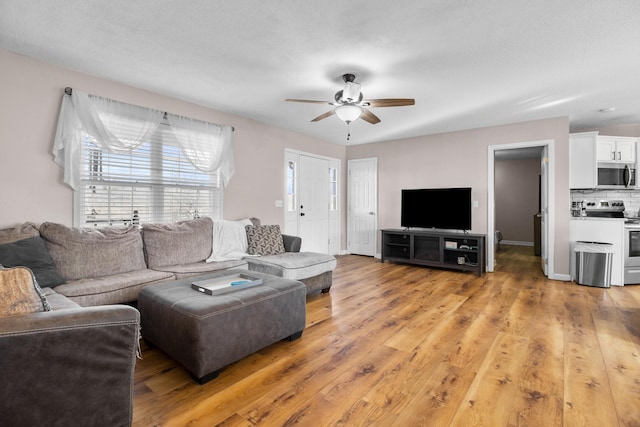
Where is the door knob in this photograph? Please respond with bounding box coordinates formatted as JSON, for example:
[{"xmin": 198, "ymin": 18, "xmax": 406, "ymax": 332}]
[
  {"xmin": 369, "ymin": 211, "xmax": 375, "ymax": 215},
  {"xmin": 300, "ymin": 213, "xmax": 305, "ymax": 216}
]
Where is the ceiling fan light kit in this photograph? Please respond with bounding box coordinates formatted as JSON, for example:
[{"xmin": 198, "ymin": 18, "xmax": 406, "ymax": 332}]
[
  {"xmin": 286, "ymin": 73, "xmax": 415, "ymax": 141},
  {"xmin": 335, "ymin": 104, "xmax": 363, "ymax": 123}
]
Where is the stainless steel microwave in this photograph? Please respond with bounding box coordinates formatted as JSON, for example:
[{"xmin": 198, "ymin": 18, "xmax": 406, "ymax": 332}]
[{"xmin": 597, "ymin": 162, "xmax": 636, "ymax": 188}]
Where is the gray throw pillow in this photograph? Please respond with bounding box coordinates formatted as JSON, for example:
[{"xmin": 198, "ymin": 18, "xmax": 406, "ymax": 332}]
[{"xmin": 0, "ymin": 236, "xmax": 65, "ymax": 288}]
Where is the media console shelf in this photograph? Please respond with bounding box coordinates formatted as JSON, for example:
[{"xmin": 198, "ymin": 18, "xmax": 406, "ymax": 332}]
[{"xmin": 381, "ymin": 229, "xmax": 486, "ymax": 276}]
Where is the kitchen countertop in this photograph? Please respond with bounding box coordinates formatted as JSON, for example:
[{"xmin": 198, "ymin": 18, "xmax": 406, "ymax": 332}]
[{"xmin": 569, "ymin": 216, "xmax": 625, "ymax": 221}]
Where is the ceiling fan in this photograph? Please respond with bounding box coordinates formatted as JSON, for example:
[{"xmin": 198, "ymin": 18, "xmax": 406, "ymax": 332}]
[{"xmin": 285, "ymin": 73, "xmax": 415, "ymax": 139}]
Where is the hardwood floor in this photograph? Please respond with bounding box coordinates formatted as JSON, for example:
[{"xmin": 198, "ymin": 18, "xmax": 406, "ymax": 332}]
[{"xmin": 132, "ymin": 245, "xmax": 640, "ymax": 426}]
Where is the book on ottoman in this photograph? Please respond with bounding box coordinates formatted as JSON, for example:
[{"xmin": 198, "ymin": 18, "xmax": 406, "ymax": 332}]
[{"xmin": 191, "ymin": 273, "xmax": 262, "ymax": 296}]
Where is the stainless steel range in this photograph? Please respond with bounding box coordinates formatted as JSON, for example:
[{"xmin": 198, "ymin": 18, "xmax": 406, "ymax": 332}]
[
  {"xmin": 581, "ymin": 199, "xmax": 626, "ymax": 218},
  {"xmin": 624, "ymin": 217, "xmax": 640, "ymax": 284}
]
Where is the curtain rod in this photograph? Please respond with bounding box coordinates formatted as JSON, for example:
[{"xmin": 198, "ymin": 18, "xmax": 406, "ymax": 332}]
[{"xmin": 64, "ymin": 87, "xmax": 235, "ymax": 131}]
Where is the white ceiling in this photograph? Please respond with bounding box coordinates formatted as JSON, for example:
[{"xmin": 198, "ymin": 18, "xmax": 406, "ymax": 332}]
[{"xmin": 2, "ymin": 1, "xmax": 640, "ymax": 145}]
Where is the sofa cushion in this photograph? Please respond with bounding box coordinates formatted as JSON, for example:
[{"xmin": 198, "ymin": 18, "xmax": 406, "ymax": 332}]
[
  {"xmin": 39, "ymin": 222, "xmax": 147, "ymax": 281},
  {"xmin": 0, "ymin": 222, "xmax": 40, "ymax": 244},
  {"xmin": 0, "ymin": 236, "xmax": 65, "ymax": 288},
  {"xmin": 41, "ymin": 287, "xmax": 82, "ymax": 310},
  {"xmin": 0, "ymin": 266, "xmax": 50, "ymax": 316},
  {"xmin": 142, "ymin": 217, "xmax": 213, "ymax": 268},
  {"xmin": 54, "ymin": 269, "xmax": 174, "ymax": 307},
  {"xmin": 245, "ymin": 225, "xmax": 286, "ymax": 255},
  {"xmin": 152, "ymin": 259, "xmax": 249, "ymax": 279}
]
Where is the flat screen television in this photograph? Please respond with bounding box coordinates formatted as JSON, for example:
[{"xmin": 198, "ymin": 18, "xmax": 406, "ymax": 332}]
[{"xmin": 401, "ymin": 187, "xmax": 472, "ymax": 230}]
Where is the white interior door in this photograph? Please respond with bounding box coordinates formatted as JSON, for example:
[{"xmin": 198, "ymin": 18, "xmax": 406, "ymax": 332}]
[
  {"xmin": 540, "ymin": 146, "xmax": 549, "ymax": 275},
  {"xmin": 299, "ymin": 154, "xmax": 329, "ymax": 253},
  {"xmin": 348, "ymin": 158, "xmax": 377, "ymax": 256}
]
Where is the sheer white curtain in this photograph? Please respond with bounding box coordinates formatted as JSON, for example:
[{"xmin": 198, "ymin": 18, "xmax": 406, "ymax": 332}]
[
  {"xmin": 53, "ymin": 89, "xmax": 235, "ymax": 189},
  {"xmin": 166, "ymin": 114, "xmax": 234, "ymax": 187}
]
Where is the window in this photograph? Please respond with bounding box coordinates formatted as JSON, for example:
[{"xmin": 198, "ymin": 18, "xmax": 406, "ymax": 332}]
[
  {"xmin": 77, "ymin": 124, "xmax": 222, "ymax": 227},
  {"xmin": 329, "ymin": 167, "xmax": 338, "ymax": 211},
  {"xmin": 53, "ymin": 89, "xmax": 233, "ymax": 228},
  {"xmin": 287, "ymin": 160, "xmax": 297, "ymax": 212}
]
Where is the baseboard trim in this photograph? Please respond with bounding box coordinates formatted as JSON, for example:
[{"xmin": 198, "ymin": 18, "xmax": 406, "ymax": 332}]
[{"xmin": 501, "ymin": 240, "xmax": 534, "ymax": 247}]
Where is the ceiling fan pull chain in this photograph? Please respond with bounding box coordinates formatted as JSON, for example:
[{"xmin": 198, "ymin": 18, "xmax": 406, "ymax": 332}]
[{"xmin": 347, "ymin": 122, "xmax": 351, "ymax": 141}]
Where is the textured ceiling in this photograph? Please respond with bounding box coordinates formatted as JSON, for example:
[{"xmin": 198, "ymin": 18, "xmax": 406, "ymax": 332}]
[{"xmin": 2, "ymin": 1, "xmax": 640, "ymax": 145}]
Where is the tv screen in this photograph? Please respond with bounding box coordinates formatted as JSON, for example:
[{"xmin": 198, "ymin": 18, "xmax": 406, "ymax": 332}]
[{"xmin": 401, "ymin": 187, "xmax": 472, "ymax": 230}]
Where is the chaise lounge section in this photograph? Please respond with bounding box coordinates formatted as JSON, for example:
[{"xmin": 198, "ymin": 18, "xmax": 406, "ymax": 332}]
[{"xmin": 245, "ymin": 252, "xmax": 335, "ymax": 294}]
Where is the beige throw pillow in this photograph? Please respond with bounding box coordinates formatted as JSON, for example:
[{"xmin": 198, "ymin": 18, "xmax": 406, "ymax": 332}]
[{"xmin": 0, "ymin": 266, "xmax": 50, "ymax": 317}]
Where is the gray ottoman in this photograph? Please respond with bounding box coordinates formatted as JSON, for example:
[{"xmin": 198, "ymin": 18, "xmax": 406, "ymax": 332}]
[{"xmin": 138, "ymin": 269, "xmax": 306, "ymax": 384}]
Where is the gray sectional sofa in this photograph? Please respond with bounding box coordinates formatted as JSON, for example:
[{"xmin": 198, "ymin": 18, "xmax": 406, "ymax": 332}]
[
  {"xmin": 0, "ymin": 216, "xmax": 336, "ymax": 426},
  {"xmin": 0, "ymin": 217, "xmax": 336, "ymax": 307}
]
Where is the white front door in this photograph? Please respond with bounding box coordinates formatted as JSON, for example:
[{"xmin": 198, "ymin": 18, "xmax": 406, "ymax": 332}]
[
  {"xmin": 348, "ymin": 158, "xmax": 377, "ymax": 256},
  {"xmin": 299, "ymin": 154, "xmax": 329, "ymax": 253}
]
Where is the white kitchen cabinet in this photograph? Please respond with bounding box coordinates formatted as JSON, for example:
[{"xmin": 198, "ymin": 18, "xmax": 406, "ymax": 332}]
[
  {"xmin": 596, "ymin": 136, "xmax": 636, "ymax": 162},
  {"xmin": 569, "ymin": 218, "xmax": 624, "ymax": 286},
  {"xmin": 570, "ymin": 132, "xmax": 639, "ymax": 188},
  {"xmin": 569, "ymin": 132, "xmax": 597, "ymax": 188}
]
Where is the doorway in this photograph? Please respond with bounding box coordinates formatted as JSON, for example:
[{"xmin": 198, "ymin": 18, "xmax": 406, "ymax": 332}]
[{"xmin": 488, "ymin": 140, "xmax": 555, "ymax": 277}]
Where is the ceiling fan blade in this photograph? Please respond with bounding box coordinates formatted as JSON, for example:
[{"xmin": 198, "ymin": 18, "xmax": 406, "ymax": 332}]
[
  {"xmin": 360, "ymin": 109, "xmax": 381, "ymax": 124},
  {"xmin": 365, "ymin": 98, "xmax": 415, "ymax": 108},
  {"xmin": 311, "ymin": 110, "xmax": 336, "ymax": 122},
  {"xmin": 285, "ymin": 98, "xmax": 332, "ymax": 104}
]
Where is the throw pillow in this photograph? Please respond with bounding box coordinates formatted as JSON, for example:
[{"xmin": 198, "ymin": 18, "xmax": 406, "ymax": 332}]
[
  {"xmin": 0, "ymin": 222, "xmax": 40, "ymax": 245},
  {"xmin": 245, "ymin": 225, "xmax": 286, "ymax": 256},
  {"xmin": 0, "ymin": 266, "xmax": 50, "ymax": 317},
  {"xmin": 0, "ymin": 236, "xmax": 66, "ymax": 288}
]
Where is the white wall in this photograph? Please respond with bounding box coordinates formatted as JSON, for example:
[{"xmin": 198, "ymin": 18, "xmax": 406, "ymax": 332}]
[
  {"xmin": 0, "ymin": 49, "xmax": 347, "ymax": 246},
  {"xmin": 495, "ymin": 158, "xmax": 540, "ymax": 243},
  {"xmin": 1, "ymin": 48, "xmax": 572, "ymax": 274},
  {"xmin": 346, "ymin": 117, "xmax": 571, "ymax": 276}
]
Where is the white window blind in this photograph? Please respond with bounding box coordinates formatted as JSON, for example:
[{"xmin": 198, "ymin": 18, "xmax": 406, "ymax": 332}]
[{"xmin": 78, "ymin": 124, "xmax": 222, "ymax": 227}]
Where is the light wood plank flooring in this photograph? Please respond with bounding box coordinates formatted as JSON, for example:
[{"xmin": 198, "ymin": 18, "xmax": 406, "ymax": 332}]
[{"xmin": 133, "ymin": 245, "xmax": 640, "ymax": 426}]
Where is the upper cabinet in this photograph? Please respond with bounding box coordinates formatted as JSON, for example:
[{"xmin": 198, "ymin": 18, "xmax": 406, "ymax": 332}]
[
  {"xmin": 596, "ymin": 136, "xmax": 636, "ymax": 163},
  {"xmin": 570, "ymin": 132, "xmax": 639, "ymax": 189},
  {"xmin": 570, "ymin": 132, "xmax": 598, "ymax": 189}
]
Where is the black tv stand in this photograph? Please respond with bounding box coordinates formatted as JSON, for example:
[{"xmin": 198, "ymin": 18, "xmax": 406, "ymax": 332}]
[{"xmin": 381, "ymin": 229, "xmax": 485, "ymax": 276}]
